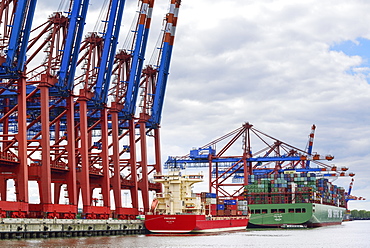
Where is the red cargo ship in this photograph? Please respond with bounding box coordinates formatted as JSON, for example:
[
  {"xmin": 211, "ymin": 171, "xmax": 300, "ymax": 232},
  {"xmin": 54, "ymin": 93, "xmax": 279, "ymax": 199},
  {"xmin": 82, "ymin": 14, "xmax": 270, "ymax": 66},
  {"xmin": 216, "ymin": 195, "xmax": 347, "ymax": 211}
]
[{"xmin": 145, "ymin": 170, "xmax": 249, "ymax": 233}]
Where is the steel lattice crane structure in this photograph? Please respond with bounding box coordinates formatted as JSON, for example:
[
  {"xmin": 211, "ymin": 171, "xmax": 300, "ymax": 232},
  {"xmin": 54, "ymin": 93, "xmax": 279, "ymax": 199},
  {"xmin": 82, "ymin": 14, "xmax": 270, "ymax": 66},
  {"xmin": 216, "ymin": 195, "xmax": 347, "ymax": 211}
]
[
  {"xmin": 136, "ymin": 0, "xmax": 181, "ymax": 211},
  {"xmin": 0, "ymin": 0, "xmax": 39, "ymax": 218},
  {"xmin": 0, "ymin": 0, "xmax": 181, "ymax": 219},
  {"xmin": 108, "ymin": 0, "xmax": 157, "ymax": 217},
  {"xmin": 164, "ymin": 123, "xmax": 355, "ymax": 198}
]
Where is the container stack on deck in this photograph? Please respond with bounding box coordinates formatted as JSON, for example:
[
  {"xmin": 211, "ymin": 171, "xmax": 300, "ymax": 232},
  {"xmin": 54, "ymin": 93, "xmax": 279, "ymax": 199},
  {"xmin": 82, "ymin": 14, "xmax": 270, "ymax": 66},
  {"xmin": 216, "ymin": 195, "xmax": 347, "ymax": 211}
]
[
  {"xmin": 201, "ymin": 193, "xmax": 249, "ymax": 216},
  {"xmin": 243, "ymin": 173, "xmax": 346, "ymax": 207}
]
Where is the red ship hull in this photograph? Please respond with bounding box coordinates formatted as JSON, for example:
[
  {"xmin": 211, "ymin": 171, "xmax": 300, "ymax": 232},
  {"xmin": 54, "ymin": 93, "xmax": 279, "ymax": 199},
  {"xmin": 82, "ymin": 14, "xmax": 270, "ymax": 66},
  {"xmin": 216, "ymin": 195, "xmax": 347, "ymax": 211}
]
[{"xmin": 145, "ymin": 214, "xmax": 249, "ymax": 233}]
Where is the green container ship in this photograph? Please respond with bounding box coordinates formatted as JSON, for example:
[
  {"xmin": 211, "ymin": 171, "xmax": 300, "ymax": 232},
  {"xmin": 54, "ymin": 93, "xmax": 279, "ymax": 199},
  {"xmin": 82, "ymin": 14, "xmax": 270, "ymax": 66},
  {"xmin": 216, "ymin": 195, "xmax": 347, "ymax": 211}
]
[
  {"xmin": 248, "ymin": 202, "xmax": 345, "ymax": 228},
  {"xmin": 244, "ymin": 172, "xmax": 347, "ymax": 228}
]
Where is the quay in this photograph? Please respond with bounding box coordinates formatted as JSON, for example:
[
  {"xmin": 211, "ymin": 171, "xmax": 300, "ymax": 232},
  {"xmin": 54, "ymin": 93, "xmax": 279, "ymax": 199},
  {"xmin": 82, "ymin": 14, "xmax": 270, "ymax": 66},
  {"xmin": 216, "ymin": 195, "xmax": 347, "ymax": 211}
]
[{"xmin": 0, "ymin": 218, "xmax": 145, "ymax": 239}]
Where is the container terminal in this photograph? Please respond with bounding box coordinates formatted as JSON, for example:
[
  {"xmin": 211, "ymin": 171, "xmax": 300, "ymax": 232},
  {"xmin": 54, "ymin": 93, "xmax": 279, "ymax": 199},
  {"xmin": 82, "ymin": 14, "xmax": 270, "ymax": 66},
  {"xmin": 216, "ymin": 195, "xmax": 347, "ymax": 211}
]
[{"xmin": 0, "ymin": 0, "xmax": 364, "ymax": 239}]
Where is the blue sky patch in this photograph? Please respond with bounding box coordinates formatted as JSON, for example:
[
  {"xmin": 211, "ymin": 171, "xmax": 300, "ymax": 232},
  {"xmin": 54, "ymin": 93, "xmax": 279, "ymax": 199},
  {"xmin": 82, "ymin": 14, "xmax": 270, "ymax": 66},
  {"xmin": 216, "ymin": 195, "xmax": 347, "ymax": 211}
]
[{"xmin": 330, "ymin": 38, "xmax": 370, "ymax": 81}]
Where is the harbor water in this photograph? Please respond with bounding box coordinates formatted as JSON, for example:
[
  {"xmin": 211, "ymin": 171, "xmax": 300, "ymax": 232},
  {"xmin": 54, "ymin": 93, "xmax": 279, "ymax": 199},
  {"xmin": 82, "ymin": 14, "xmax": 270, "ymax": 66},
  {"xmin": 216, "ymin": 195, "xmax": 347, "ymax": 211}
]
[{"xmin": 2, "ymin": 220, "xmax": 369, "ymax": 248}]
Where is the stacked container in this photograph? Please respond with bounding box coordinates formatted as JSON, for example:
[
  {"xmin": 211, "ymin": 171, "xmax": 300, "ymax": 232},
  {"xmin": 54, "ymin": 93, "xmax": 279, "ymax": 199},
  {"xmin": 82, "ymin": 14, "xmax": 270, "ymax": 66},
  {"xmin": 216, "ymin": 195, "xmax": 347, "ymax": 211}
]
[
  {"xmin": 203, "ymin": 193, "xmax": 217, "ymax": 215},
  {"xmin": 237, "ymin": 200, "xmax": 249, "ymax": 216},
  {"xmin": 243, "ymin": 173, "xmax": 346, "ymax": 207},
  {"xmin": 201, "ymin": 194, "xmax": 249, "ymax": 216}
]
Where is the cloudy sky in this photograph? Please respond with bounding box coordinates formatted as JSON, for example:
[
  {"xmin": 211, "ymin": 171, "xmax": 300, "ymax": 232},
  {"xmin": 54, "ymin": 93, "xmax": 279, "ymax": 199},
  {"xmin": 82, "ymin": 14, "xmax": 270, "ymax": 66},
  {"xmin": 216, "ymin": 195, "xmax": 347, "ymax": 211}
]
[
  {"xmin": 162, "ymin": 0, "xmax": 370, "ymax": 210},
  {"xmin": 29, "ymin": 0, "xmax": 370, "ymax": 210}
]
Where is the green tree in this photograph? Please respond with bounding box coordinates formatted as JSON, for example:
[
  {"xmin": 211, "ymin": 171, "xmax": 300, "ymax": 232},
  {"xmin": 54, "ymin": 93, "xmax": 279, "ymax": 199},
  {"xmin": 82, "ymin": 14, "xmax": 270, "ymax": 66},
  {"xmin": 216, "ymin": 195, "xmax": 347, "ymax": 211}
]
[
  {"xmin": 350, "ymin": 210, "xmax": 358, "ymax": 218},
  {"xmin": 350, "ymin": 209, "xmax": 370, "ymax": 219}
]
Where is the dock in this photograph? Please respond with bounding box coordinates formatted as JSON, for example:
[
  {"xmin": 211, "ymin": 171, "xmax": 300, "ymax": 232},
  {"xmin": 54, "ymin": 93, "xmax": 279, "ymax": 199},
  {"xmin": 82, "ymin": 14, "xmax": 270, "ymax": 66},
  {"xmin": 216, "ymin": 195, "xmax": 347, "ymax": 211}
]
[{"xmin": 0, "ymin": 218, "xmax": 145, "ymax": 239}]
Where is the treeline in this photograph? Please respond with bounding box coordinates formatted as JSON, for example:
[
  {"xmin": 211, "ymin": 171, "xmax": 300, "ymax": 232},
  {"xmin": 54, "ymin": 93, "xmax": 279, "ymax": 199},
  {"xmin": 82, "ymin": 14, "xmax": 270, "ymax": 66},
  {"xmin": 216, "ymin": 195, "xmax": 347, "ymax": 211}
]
[{"xmin": 350, "ymin": 210, "xmax": 370, "ymax": 219}]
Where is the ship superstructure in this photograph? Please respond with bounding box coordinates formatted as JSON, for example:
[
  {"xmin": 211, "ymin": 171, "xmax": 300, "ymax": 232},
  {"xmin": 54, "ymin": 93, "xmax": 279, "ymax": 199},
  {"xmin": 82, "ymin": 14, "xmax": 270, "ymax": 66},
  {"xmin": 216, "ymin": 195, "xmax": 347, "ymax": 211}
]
[{"xmin": 152, "ymin": 170, "xmax": 204, "ymax": 215}]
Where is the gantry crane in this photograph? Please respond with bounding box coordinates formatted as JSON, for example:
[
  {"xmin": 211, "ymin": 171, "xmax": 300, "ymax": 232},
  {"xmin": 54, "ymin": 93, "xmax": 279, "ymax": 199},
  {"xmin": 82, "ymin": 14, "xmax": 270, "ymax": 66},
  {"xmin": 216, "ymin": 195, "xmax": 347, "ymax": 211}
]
[
  {"xmin": 73, "ymin": 0, "xmax": 126, "ymax": 219},
  {"xmin": 108, "ymin": 0, "xmax": 157, "ymax": 218},
  {"xmin": 0, "ymin": 0, "xmax": 182, "ymax": 219},
  {"xmin": 0, "ymin": 0, "xmax": 92, "ymax": 218},
  {"xmin": 137, "ymin": 0, "xmax": 181, "ymax": 211},
  {"xmin": 0, "ymin": 0, "xmax": 37, "ymax": 218},
  {"xmin": 164, "ymin": 123, "xmax": 355, "ymax": 197}
]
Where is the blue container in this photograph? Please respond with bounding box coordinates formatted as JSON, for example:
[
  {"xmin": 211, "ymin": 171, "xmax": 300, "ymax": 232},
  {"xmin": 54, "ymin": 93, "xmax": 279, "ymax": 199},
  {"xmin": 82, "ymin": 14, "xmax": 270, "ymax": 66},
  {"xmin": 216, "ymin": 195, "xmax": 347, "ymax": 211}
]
[
  {"xmin": 217, "ymin": 204, "xmax": 225, "ymax": 210},
  {"xmin": 205, "ymin": 193, "xmax": 217, "ymax": 198},
  {"xmin": 224, "ymin": 200, "xmax": 237, "ymax": 205}
]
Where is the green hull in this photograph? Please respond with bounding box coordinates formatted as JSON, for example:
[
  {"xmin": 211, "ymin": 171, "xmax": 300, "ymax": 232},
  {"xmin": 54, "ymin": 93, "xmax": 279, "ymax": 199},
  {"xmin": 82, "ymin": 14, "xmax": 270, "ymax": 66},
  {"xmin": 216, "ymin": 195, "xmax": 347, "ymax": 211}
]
[{"xmin": 248, "ymin": 203, "xmax": 345, "ymax": 228}]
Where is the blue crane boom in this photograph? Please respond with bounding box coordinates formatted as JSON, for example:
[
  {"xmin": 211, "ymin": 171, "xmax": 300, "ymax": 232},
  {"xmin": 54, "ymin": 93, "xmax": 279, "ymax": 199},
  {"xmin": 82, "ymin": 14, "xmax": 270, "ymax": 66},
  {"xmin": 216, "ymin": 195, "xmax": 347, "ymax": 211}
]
[
  {"xmin": 92, "ymin": 0, "xmax": 126, "ymax": 107},
  {"xmin": 148, "ymin": 0, "xmax": 180, "ymax": 128},
  {"xmin": 122, "ymin": 0, "xmax": 154, "ymax": 119},
  {"xmin": 0, "ymin": 0, "xmax": 37, "ymax": 78},
  {"xmin": 55, "ymin": 0, "xmax": 90, "ymax": 96},
  {"xmin": 165, "ymin": 154, "xmax": 335, "ymax": 168}
]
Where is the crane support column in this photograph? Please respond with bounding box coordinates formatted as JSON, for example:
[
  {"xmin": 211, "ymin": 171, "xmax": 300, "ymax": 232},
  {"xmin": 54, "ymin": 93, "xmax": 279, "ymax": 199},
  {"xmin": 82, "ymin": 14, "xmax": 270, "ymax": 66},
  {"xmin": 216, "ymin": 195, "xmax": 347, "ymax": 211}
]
[
  {"xmin": 12, "ymin": 76, "xmax": 29, "ymax": 216},
  {"xmin": 77, "ymin": 92, "xmax": 91, "ymax": 215},
  {"xmin": 16, "ymin": 76, "xmax": 29, "ymax": 203},
  {"xmin": 128, "ymin": 119, "xmax": 139, "ymax": 212},
  {"xmin": 0, "ymin": 178, "xmax": 7, "ymax": 201},
  {"xmin": 110, "ymin": 104, "xmax": 123, "ymax": 216},
  {"xmin": 99, "ymin": 108, "xmax": 111, "ymax": 213},
  {"xmin": 39, "ymin": 78, "xmax": 52, "ymax": 210},
  {"xmin": 139, "ymin": 119, "xmax": 149, "ymax": 212},
  {"xmin": 154, "ymin": 128, "xmax": 162, "ymax": 175},
  {"xmin": 65, "ymin": 96, "xmax": 78, "ymax": 206}
]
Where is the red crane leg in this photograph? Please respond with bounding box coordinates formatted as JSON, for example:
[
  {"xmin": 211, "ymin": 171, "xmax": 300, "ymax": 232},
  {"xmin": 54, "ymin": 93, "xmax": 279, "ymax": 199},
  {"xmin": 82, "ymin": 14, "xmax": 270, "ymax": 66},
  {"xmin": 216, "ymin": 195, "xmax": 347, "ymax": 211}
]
[
  {"xmin": 243, "ymin": 153, "xmax": 249, "ymax": 187},
  {"xmin": 53, "ymin": 183, "xmax": 62, "ymax": 204},
  {"xmin": 110, "ymin": 109, "xmax": 122, "ymax": 214},
  {"xmin": 90, "ymin": 187, "xmax": 94, "ymax": 205},
  {"xmin": 0, "ymin": 178, "xmax": 7, "ymax": 201},
  {"xmin": 39, "ymin": 84, "xmax": 52, "ymax": 206},
  {"xmin": 139, "ymin": 121, "xmax": 149, "ymax": 212},
  {"xmin": 77, "ymin": 185, "xmax": 81, "ymax": 205},
  {"xmin": 65, "ymin": 96, "xmax": 77, "ymax": 205},
  {"xmin": 99, "ymin": 109, "xmax": 110, "ymax": 208},
  {"xmin": 78, "ymin": 99, "xmax": 91, "ymax": 212},
  {"xmin": 154, "ymin": 128, "xmax": 162, "ymax": 174},
  {"xmin": 15, "ymin": 76, "xmax": 29, "ymax": 204},
  {"xmin": 128, "ymin": 119, "xmax": 139, "ymax": 211}
]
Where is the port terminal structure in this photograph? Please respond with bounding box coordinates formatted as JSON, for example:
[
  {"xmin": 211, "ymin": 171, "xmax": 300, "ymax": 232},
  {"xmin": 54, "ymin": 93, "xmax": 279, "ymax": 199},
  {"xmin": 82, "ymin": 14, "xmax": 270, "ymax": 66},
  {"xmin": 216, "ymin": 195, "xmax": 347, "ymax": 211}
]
[
  {"xmin": 0, "ymin": 0, "xmax": 181, "ymax": 220},
  {"xmin": 0, "ymin": 218, "xmax": 145, "ymax": 239},
  {"xmin": 164, "ymin": 123, "xmax": 360, "ymax": 202}
]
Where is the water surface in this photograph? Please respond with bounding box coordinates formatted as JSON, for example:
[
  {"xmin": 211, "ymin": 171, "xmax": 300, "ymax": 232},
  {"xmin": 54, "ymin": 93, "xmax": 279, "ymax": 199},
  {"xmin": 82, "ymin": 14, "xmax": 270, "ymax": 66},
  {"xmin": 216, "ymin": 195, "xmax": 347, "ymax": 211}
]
[{"xmin": 2, "ymin": 220, "xmax": 369, "ymax": 248}]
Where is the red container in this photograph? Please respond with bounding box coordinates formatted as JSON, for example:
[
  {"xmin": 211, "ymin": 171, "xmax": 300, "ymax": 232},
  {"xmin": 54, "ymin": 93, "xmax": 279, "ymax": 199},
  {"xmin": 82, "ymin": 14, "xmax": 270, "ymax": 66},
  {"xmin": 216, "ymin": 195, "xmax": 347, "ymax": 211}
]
[
  {"xmin": 226, "ymin": 204, "xmax": 237, "ymax": 210},
  {"xmin": 210, "ymin": 204, "xmax": 217, "ymax": 210},
  {"xmin": 217, "ymin": 210, "xmax": 225, "ymax": 216}
]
